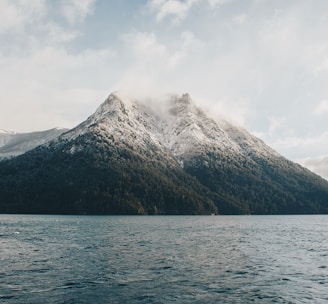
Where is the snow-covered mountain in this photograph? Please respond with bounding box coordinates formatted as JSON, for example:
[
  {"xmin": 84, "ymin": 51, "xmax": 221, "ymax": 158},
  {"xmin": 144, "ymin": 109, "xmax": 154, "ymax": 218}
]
[
  {"xmin": 1, "ymin": 93, "xmax": 328, "ymax": 215},
  {"xmin": 61, "ymin": 92, "xmax": 279, "ymax": 161},
  {"xmin": 0, "ymin": 128, "xmax": 67, "ymax": 160}
]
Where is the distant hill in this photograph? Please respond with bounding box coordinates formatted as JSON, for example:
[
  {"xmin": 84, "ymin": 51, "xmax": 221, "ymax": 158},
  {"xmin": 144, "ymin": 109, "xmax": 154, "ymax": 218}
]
[
  {"xmin": 0, "ymin": 128, "xmax": 67, "ymax": 160},
  {"xmin": 0, "ymin": 93, "xmax": 327, "ymax": 214}
]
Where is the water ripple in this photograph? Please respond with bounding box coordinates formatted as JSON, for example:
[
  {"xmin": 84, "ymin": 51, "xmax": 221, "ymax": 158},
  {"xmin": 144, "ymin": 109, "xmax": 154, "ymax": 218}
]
[{"xmin": 0, "ymin": 215, "xmax": 327, "ymax": 303}]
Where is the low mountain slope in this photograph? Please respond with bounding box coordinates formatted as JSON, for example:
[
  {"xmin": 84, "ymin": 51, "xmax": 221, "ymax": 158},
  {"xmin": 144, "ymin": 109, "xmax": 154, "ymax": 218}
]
[{"xmin": 0, "ymin": 93, "xmax": 327, "ymax": 214}]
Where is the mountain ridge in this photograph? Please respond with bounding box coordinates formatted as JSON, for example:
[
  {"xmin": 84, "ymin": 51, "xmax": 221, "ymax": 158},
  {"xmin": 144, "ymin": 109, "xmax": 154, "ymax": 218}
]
[{"xmin": 0, "ymin": 92, "xmax": 327, "ymax": 214}]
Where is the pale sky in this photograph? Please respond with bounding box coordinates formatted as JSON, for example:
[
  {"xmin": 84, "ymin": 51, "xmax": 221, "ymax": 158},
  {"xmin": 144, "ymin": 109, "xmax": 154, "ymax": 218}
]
[{"xmin": 1, "ymin": 0, "xmax": 328, "ymax": 162}]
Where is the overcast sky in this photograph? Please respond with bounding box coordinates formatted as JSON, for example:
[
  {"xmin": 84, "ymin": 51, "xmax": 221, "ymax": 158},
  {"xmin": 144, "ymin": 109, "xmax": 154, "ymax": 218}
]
[{"xmin": 1, "ymin": 0, "xmax": 328, "ymax": 162}]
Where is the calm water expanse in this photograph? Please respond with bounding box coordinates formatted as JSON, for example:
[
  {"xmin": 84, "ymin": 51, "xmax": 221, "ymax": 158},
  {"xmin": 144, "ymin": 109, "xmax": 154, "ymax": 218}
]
[{"xmin": 0, "ymin": 215, "xmax": 327, "ymax": 303}]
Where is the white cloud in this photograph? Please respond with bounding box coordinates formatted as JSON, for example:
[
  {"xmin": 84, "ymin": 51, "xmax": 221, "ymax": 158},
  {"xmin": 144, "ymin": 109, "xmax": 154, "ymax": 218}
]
[
  {"xmin": 147, "ymin": 0, "xmax": 200, "ymax": 22},
  {"xmin": 232, "ymin": 13, "xmax": 248, "ymax": 24},
  {"xmin": 204, "ymin": 98, "xmax": 250, "ymax": 126},
  {"xmin": 167, "ymin": 31, "xmax": 204, "ymax": 68},
  {"xmin": 207, "ymin": 0, "xmax": 231, "ymax": 9},
  {"xmin": 0, "ymin": 0, "xmax": 46, "ymax": 34},
  {"xmin": 44, "ymin": 22, "xmax": 81, "ymax": 43},
  {"xmin": 312, "ymin": 55, "xmax": 328, "ymax": 76},
  {"xmin": 61, "ymin": 0, "xmax": 95, "ymax": 24},
  {"xmin": 269, "ymin": 131, "xmax": 328, "ymax": 160},
  {"xmin": 116, "ymin": 30, "xmax": 204, "ymax": 96},
  {"xmin": 0, "ymin": 45, "xmax": 115, "ymax": 131},
  {"xmin": 116, "ymin": 31, "xmax": 171, "ymax": 96},
  {"xmin": 122, "ymin": 31, "xmax": 167, "ymax": 63},
  {"xmin": 0, "ymin": 1, "xmax": 90, "ymax": 53},
  {"xmin": 298, "ymin": 155, "xmax": 328, "ymax": 180},
  {"xmin": 314, "ymin": 100, "xmax": 328, "ymax": 115},
  {"xmin": 268, "ymin": 116, "xmax": 286, "ymax": 137},
  {"xmin": 0, "ymin": 0, "xmax": 110, "ymax": 132},
  {"xmin": 146, "ymin": 0, "xmax": 233, "ymax": 22}
]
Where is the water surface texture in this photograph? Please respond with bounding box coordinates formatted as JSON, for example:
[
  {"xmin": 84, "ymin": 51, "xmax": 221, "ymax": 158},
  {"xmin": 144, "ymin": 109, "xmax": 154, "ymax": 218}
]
[{"xmin": 1, "ymin": 215, "xmax": 327, "ymax": 303}]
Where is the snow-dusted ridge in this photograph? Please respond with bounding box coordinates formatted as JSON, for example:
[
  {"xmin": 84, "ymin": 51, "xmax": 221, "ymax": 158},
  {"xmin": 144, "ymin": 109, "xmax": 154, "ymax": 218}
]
[
  {"xmin": 58, "ymin": 92, "xmax": 283, "ymax": 166},
  {"xmin": 1, "ymin": 93, "xmax": 284, "ymax": 166}
]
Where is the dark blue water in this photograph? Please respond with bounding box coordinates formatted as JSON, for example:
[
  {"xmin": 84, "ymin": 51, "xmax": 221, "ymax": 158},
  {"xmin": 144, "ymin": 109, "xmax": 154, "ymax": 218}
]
[{"xmin": 0, "ymin": 215, "xmax": 327, "ymax": 303}]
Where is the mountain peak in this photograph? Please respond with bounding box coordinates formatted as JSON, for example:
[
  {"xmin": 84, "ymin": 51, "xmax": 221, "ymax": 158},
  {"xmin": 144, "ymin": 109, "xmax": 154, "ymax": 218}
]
[
  {"xmin": 97, "ymin": 93, "xmax": 130, "ymax": 114},
  {"xmin": 179, "ymin": 93, "xmax": 191, "ymax": 103},
  {"xmin": 171, "ymin": 93, "xmax": 192, "ymax": 105},
  {"xmin": 87, "ymin": 92, "xmax": 138, "ymax": 128},
  {"xmin": 168, "ymin": 93, "xmax": 197, "ymax": 117}
]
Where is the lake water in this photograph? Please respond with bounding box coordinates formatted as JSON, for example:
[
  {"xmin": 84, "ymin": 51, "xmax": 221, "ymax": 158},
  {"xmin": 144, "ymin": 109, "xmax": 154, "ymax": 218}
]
[{"xmin": 0, "ymin": 215, "xmax": 327, "ymax": 303}]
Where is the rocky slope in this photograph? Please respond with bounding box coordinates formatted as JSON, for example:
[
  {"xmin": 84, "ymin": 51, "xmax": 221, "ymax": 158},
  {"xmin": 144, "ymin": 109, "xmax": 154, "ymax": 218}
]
[{"xmin": 0, "ymin": 93, "xmax": 327, "ymax": 214}]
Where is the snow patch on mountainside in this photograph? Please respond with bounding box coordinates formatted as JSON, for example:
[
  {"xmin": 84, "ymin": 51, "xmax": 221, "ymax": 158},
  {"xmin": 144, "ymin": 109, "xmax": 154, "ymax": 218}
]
[
  {"xmin": 61, "ymin": 93, "xmax": 171, "ymax": 158},
  {"xmin": 159, "ymin": 93, "xmax": 239, "ymax": 158},
  {"xmin": 221, "ymin": 121, "xmax": 281, "ymax": 159}
]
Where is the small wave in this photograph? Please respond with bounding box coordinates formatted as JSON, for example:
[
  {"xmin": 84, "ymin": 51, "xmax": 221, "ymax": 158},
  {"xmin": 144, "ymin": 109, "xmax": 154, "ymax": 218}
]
[
  {"xmin": 281, "ymin": 278, "xmax": 291, "ymax": 281},
  {"xmin": 60, "ymin": 282, "xmax": 84, "ymax": 289},
  {"xmin": 0, "ymin": 295, "xmax": 17, "ymax": 300}
]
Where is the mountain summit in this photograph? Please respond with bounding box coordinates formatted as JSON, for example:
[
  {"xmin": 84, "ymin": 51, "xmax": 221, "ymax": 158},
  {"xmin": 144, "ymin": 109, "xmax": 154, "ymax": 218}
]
[{"xmin": 0, "ymin": 93, "xmax": 328, "ymax": 214}]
